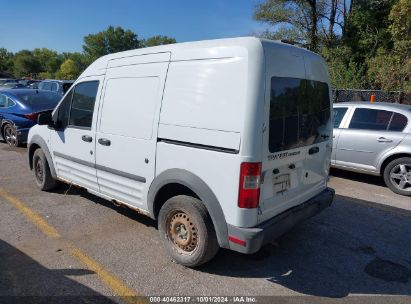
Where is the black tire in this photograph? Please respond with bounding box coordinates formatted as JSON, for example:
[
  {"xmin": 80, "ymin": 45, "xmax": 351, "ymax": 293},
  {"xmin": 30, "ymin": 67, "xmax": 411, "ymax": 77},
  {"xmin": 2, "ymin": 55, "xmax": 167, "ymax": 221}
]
[
  {"xmin": 383, "ymin": 157, "xmax": 411, "ymax": 196},
  {"xmin": 32, "ymin": 148, "xmax": 57, "ymax": 191},
  {"xmin": 3, "ymin": 124, "xmax": 20, "ymax": 147},
  {"xmin": 158, "ymin": 195, "xmax": 219, "ymax": 267}
]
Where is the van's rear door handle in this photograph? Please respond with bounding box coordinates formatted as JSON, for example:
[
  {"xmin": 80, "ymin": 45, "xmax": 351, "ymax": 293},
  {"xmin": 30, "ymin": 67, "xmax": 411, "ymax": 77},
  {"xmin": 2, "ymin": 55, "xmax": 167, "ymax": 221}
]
[
  {"xmin": 98, "ymin": 138, "xmax": 111, "ymax": 146},
  {"xmin": 82, "ymin": 135, "xmax": 93, "ymax": 142},
  {"xmin": 377, "ymin": 137, "xmax": 392, "ymax": 143},
  {"xmin": 309, "ymin": 146, "xmax": 319, "ymax": 155}
]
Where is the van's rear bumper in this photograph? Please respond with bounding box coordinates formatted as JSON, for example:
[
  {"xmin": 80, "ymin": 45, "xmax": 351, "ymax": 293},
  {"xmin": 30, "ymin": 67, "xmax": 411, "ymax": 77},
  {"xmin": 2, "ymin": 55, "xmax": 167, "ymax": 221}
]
[{"xmin": 227, "ymin": 187, "xmax": 335, "ymax": 254}]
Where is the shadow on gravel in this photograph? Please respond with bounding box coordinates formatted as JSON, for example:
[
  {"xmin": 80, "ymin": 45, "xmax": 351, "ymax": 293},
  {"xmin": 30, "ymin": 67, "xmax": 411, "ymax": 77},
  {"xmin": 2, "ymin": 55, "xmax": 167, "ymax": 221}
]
[
  {"xmin": 200, "ymin": 195, "xmax": 411, "ymax": 298},
  {"xmin": 330, "ymin": 168, "xmax": 386, "ymax": 187},
  {"xmin": 0, "ymin": 239, "xmax": 115, "ymax": 302}
]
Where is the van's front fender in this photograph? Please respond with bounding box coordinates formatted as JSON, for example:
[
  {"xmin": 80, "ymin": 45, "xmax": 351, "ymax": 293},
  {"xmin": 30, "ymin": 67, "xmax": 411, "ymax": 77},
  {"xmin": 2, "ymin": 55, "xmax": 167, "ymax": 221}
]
[{"xmin": 148, "ymin": 169, "xmax": 229, "ymax": 248}]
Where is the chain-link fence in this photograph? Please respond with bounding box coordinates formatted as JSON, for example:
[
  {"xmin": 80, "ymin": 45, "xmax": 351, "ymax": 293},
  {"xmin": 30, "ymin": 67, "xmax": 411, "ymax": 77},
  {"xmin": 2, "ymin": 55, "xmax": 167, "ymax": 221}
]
[{"xmin": 332, "ymin": 89, "xmax": 411, "ymax": 105}]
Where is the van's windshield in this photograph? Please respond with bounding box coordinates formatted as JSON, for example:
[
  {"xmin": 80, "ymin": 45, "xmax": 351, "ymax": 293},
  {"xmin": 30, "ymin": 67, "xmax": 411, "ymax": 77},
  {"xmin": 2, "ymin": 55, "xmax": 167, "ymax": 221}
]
[{"xmin": 269, "ymin": 77, "xmax": 331, "ymax": 153}]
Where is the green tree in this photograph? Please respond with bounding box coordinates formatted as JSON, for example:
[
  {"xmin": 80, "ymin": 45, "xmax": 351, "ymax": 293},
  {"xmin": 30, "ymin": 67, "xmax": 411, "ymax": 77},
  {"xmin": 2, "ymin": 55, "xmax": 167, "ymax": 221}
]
[
  {"xmin": 344, "ymin": 0, "xmax": 395, "ymax": 61},
  {"xmin": 389, "ymin": 0, "xmax": 411, "ymax": 55},
  {"xmin": 13, "ymin": 50, "xmax": 42, "ymax": 78},
  {"xmin": 367, "ymin": 49, "xmax": 410, "ymax": 91},
  {"xmin": 57, "ymin": 59, "xmax": 81, "ymax": 80},
  {"xmin": 62, "ymin": 52, "xmax": 90, "ymax": 72},
  {"xmin": 142, "ymin": 35, "xmax": 176, "ymax": 47},
  {"xmin": 366, "ymin": 0, "xmax": 411, "ymax": 91},
  {"xmin": 0, "ymin": 48, "xmax": 14, "ymax": 76},
  {"xmin": 83, "ymin": 26, "xmax": 141, "ymax": 62},
  {"xmin": 322, "ymin": 45, "xmax": 367, "ymax": 89},
  {"xmin": 33, "ymin": 48, "xmax": 63, "ymax": 76},
  {"xmin": 254, "ymin": 0, "xmax": 351, "ymax": 51}
]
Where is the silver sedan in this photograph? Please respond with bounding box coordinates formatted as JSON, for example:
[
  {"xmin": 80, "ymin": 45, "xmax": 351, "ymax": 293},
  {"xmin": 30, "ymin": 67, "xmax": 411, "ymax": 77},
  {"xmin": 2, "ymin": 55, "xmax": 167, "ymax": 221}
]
[{"xmin": 332, "ymin": 102, "xmax": 411, "ymax": 196}]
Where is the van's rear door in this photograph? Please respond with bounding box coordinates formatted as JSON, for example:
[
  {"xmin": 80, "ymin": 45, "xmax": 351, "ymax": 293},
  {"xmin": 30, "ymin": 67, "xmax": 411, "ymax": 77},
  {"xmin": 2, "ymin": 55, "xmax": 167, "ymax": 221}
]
[{"xmin": 258, "ymin": 43, "xmax": 332, "ymax": 224}]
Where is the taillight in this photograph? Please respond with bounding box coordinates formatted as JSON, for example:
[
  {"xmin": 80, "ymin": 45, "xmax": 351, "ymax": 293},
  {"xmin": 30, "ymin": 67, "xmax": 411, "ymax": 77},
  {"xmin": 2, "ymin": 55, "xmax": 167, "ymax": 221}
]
[
  {"xmin": 238, "ymin": 162, "xmax": 262, "ymax": 208},
  {"xmin": 24, "ymin": 113, "xmax": 39, "ymax": 122}
]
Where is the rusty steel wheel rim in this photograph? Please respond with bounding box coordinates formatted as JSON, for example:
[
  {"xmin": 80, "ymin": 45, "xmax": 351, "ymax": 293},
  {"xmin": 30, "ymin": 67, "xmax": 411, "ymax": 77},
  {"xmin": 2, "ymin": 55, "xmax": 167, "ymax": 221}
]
[{"xmin": 167, "ymin": 211, "xmax": 198, "ymax": 253}]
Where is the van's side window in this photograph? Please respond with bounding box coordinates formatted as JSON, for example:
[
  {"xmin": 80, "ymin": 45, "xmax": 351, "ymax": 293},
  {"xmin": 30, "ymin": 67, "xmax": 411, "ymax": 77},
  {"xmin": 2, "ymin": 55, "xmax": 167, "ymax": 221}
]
[
  {"xmin": 56, "ymin": 89, "xmax": 73, "ymax": 129},
  {"xmin": 69, "ymin": 81, "xmax": 99, "ymax": 129},
  {"xmin": 269, "ymin": 77, "xmax": 331, "ymax": 153}
]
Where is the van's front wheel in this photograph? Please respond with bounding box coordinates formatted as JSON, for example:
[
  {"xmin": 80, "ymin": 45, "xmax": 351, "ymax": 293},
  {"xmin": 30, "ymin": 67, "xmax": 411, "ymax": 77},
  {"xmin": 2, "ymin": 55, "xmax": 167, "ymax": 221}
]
[
  {"xmin": 158, "ymin": 195, "xmax": 219, "ymax": 267},
  {"xmin": 33, "ymin": 149, "xmax": 57, "ymax": 191}
]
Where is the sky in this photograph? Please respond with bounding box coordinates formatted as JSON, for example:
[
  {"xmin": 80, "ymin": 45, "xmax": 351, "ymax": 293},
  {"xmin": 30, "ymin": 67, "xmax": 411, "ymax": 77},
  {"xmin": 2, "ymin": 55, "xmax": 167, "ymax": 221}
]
[{"xmin": 0, "ymin": 0, "xmax": 266, "ymax": 53}]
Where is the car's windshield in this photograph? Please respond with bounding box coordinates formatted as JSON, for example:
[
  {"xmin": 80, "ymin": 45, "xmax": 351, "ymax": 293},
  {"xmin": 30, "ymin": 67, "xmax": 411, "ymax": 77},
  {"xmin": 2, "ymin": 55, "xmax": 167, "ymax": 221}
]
[{"xmin": 12, "ymin": 90, "xmax": 61, "ymax": 105}]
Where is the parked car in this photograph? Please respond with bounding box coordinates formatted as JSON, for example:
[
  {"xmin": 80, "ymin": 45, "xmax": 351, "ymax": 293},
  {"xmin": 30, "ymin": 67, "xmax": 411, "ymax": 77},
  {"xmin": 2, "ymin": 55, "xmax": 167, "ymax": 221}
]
[
  {"xmin": 28, "ymin": 37, "xmax": 335, "ymax": 267},
  {"xmin": 29, "ymin": 82, "xmax": 39, "ymax": 89},
  {"xmin": 18, "ymin": 79, "xmax": 40, "ymax": 87},
  {"xmin": 37, "ymin": 80, "xmax": 74, "ymax": 95},
  {"xmin": 0, "ymin": 89, "xmax": 61, "ymax": 146},
  {"xmin": 333, "ymin": 102, "xmax": 411, "ymax": 196},
  {"xmin": 0, "ymin": 78, "xmax": 17, "ymax": 85},
  {"xmin": 0, "ymin": 82, "xmax": 25, "ymax": 90}
]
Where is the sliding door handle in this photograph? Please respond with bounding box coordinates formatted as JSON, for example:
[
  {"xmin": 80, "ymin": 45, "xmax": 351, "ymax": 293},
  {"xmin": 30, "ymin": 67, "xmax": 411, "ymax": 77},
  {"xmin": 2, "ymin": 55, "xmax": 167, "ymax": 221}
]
[
  {"xmin": 98, "ymin": 138, "xmax": 111, "ymax": 146},
  {"xmin": 81, "ymin": 135, "xmax": 93, "ymax": 143}
]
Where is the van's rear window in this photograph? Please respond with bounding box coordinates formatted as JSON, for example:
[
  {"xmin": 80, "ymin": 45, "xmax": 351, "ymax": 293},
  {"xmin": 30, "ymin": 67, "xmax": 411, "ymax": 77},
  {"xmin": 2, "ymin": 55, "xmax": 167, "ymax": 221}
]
[{"xmin": 269, "ymin": 77, "xmax": 331, "ymax": 153}]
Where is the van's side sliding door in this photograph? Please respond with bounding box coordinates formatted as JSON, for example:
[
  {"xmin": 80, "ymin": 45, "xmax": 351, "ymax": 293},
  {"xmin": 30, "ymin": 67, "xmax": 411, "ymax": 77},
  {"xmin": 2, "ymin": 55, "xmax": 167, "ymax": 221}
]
[{"xmin": 95, "ymin": 53, "xmax": 171, "ymax": 209}]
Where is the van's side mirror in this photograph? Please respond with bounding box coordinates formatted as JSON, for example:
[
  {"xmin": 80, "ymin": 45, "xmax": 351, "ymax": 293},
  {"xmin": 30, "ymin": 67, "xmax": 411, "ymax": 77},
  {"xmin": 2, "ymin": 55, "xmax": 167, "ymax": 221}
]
[{"xmin": 37, "ymin": 112, "xmax": 53, "ymax": 127}]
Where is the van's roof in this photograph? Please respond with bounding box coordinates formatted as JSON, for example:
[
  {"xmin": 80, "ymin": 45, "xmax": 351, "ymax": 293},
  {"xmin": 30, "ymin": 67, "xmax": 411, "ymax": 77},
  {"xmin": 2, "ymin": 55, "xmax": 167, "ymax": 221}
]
[{"xmin": 80, "ymin": 37, "xmax": 321, "ymax": 78}]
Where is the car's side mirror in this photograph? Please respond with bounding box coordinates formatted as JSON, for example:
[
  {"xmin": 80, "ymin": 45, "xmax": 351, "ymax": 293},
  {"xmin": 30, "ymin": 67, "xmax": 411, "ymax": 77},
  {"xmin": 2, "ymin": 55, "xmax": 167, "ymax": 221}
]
[{"xmin": 37, "ymin": 112, "xmax": 54, "ymax": 127}]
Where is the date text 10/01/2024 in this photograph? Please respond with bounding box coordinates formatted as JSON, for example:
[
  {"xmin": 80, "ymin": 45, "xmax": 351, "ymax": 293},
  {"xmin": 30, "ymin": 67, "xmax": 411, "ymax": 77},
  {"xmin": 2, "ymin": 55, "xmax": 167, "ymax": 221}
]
[{"xmin": 149, "ymin": 296, "xmax": 257, "ymax": 303}]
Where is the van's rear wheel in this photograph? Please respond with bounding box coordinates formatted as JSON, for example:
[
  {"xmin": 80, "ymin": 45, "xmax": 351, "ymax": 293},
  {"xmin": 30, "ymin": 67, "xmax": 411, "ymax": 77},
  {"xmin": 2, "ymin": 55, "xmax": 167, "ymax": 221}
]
[
  {"xmin": 383, "ymin": 157, "xmax": 411, "ymax": 196},
  {"xmin": 158, "ymin": 195, "xmax": 219, "ymax": 267},
  {"xmin": 33, "ymin": 149, "xmax": 57, "ymax": 191}
]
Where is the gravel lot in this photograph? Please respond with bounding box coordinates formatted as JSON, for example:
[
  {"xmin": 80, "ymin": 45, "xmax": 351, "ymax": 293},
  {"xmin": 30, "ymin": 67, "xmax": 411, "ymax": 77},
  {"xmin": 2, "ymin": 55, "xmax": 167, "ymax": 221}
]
[{"xmin": 0, "ymin": 142, "xmax": 410, "ymax": 303}]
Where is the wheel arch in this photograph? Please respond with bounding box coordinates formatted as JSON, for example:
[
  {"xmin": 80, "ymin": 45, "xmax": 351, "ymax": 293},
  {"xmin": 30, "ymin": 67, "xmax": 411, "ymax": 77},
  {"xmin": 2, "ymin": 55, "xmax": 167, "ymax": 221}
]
[
  {"xmin": 148, "ymin": 169, "xmax": 229, "ymax": 248},
  {"xmin": 380, "ymin": 153, "xmax": 411, "ymax": 175},
  {"xmin": 28, "ymin": 135, "xmax": 57, "ymax": 179}
]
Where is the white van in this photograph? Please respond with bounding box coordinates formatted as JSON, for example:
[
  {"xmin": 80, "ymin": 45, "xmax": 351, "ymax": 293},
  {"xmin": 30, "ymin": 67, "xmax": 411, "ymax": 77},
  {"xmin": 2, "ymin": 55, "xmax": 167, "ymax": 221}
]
[{"xmin": 28, "ymin": 37, "xmax": 334, "ymax": 267}]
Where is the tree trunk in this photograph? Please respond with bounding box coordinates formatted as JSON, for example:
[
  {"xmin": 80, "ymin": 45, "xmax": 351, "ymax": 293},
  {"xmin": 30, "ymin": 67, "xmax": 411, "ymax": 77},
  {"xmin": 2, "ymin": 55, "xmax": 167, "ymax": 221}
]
[
  {"xmin": 328, "ymin": 0, "xmax": 337, "ymax": 42},
  {"xmin": 309, "ymin": 0, "xmax": 318, "ymax": 51},
  {"xmin": 343, "ymin": 0, "xmax": 354, "ymax": 37}
]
